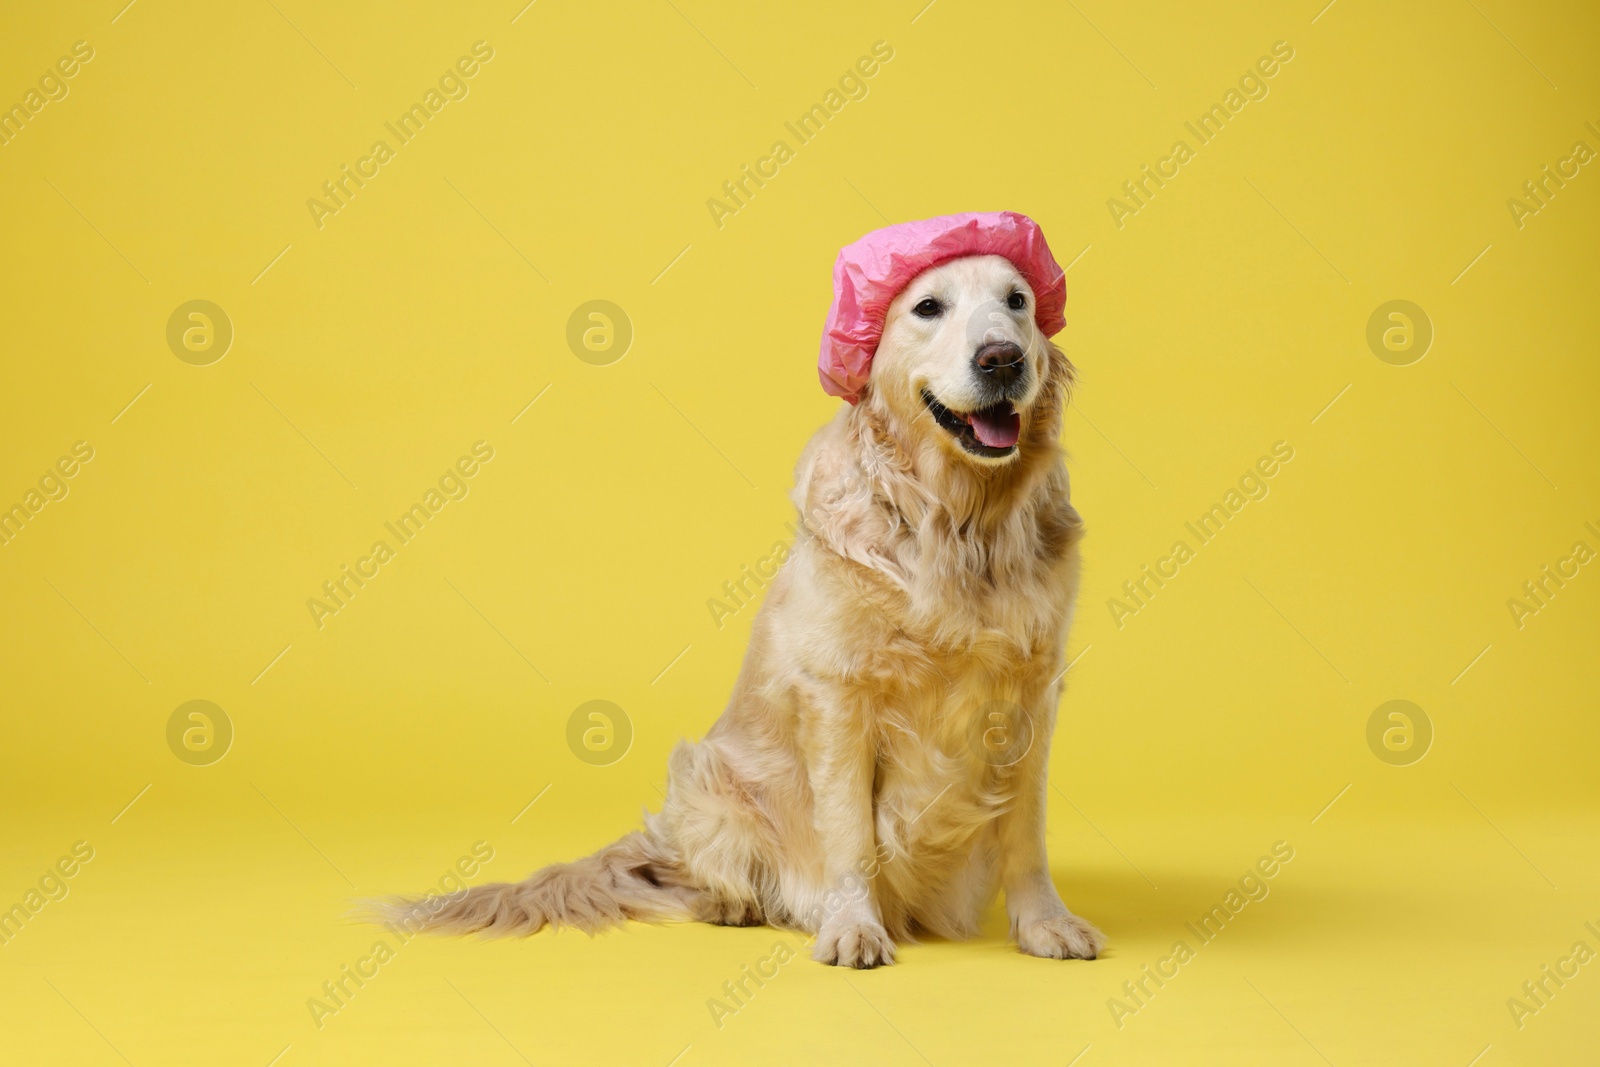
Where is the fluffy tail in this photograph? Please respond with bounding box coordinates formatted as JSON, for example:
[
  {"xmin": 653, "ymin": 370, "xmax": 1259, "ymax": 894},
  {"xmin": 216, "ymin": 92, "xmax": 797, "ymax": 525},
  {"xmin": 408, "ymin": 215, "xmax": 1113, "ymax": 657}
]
[{"xmin": 367, "ymin": 831, "xmax": 702, "ymax": 938}]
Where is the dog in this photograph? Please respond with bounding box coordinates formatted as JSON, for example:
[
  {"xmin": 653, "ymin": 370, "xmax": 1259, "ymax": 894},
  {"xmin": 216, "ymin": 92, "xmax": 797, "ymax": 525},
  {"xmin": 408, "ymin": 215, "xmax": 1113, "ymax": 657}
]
[{"xmin": 376, "ymin": 242, "xmax": 1102, "ymax": 968}]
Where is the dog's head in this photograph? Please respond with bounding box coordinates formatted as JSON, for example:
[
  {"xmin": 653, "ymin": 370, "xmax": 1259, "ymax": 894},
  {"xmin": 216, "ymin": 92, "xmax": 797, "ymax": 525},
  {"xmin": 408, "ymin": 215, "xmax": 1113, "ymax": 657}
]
[{"xmin": 865, "ymin": 255, "xmax": 1066, "ymax": 466}]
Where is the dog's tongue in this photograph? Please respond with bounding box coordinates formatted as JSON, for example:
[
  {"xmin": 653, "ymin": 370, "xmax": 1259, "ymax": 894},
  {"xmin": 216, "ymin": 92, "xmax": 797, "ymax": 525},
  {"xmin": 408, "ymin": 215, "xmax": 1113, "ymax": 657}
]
[{"xmin": 969, "ymin": 405, "xmax": 1021, "ymax": 449}]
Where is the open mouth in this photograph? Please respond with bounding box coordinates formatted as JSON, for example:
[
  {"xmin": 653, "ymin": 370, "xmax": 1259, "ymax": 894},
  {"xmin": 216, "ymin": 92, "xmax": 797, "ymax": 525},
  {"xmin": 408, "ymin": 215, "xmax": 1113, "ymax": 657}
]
[{"xmin": 921, "ymin": 389, "xmax": 1022, "ymax": 458}]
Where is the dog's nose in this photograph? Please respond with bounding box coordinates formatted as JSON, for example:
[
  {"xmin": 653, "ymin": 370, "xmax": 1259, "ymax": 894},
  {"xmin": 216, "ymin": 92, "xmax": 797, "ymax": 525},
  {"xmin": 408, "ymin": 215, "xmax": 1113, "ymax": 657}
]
[{"xmin": 973, "ymin": 341, "xmax": 1025, "ymax": 386}]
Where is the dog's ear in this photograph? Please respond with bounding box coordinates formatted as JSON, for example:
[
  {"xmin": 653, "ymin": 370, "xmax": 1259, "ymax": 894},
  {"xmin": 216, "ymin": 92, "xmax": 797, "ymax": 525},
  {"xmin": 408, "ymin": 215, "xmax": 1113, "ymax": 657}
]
[
  {"xmin": 795, "ymin": 443, "xmax": 872, "ymax": 554},
  {"xmin": 1045, "ymin": 339, "xmax": 1076, "ymax": 402},
  {"xmin": 792, "ymin": 424, "xmax": 916, "ymax": 587},
  {"xmin": 1028, "ymin": 339, "xmax": 1075, "ymax": 441}
]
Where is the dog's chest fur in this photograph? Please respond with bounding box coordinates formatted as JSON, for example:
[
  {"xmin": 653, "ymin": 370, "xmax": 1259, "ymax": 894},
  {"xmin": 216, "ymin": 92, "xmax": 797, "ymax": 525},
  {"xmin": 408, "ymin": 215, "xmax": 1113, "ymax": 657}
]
[{"xmin": 846, "ymin": 486, "xmax": 1082, "ymax": 886}]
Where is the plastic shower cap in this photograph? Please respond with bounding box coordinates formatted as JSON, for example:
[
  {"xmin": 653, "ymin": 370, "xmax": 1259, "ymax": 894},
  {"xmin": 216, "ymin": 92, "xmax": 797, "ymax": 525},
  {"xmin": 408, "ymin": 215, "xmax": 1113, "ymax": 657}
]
[{"xmin": 818, "ymin": 211, "xmax": 1067, "ymax": 404}]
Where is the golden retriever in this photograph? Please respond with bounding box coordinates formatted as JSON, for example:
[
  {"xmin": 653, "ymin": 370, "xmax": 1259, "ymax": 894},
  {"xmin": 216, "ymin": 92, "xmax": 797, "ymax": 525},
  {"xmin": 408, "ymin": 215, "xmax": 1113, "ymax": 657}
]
[{"xmin": 378, "ymin": 252, "xmax": 1101, "ymax": 967}]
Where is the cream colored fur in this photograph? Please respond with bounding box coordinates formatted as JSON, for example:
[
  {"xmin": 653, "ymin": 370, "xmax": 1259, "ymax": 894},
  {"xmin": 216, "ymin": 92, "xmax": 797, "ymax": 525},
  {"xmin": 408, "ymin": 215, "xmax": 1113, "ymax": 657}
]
[{"xmin": 375, "ymin": 255, "xmax": 1103, "ymax": 967}]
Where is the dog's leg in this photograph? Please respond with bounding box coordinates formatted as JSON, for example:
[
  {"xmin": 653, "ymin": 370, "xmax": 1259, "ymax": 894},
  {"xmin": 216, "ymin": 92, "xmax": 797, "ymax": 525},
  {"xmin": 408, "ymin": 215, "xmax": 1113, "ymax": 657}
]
[
  {"xmin": 997, "ymin": 714, "xmax": 1104, "ymax": 960},
  {"xmin": 805, "ymin": 689, "xmax": 896, "ymax": 968}
]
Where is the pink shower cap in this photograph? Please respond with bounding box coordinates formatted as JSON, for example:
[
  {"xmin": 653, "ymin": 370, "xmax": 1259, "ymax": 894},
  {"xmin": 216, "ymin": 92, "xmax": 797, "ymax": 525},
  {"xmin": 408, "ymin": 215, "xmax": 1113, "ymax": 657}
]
[{"xmin": 818, "ymin": 211, "xmax": 1067, "ymax": 404}]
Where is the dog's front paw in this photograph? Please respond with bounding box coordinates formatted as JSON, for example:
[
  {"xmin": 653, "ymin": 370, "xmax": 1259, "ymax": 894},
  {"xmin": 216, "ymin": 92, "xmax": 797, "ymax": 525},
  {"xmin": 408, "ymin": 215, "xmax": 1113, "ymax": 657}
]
[
  {"xmin": 813, "ymin": 919, "xmax": 896, "ymax": 969},
  {"xmin": 1015, "ymin": 914, "xmax": 1104, "ymax": 960}
]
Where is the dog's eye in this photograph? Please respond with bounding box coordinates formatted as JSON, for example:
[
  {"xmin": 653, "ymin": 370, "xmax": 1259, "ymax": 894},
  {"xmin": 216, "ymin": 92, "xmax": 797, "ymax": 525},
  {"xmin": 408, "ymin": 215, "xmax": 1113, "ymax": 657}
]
[
  {"xmin": 912, "ymin": 298, "xmax": 942, "ymax": 318},
  {"xmin": 1006, "ymin": 291, "xmax": 1027, "ymax": 311}
]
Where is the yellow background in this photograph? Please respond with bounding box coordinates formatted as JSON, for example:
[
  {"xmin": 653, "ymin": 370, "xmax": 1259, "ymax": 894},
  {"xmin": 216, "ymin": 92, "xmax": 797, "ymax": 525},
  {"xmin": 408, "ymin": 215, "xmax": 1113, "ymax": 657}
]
[{"xmin": 2, "ymin": 1, "xmax": 1597, "ymax": 1063}]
